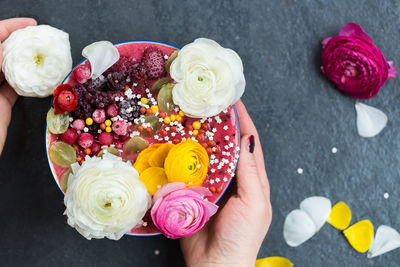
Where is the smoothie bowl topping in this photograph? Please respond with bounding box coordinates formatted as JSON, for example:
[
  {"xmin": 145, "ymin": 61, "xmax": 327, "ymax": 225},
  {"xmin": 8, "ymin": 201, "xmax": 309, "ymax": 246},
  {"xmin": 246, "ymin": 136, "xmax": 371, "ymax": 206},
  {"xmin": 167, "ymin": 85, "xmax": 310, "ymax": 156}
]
[{"xmin": 46, "ymin": 38, "xmax": 243, "ymax": 240}]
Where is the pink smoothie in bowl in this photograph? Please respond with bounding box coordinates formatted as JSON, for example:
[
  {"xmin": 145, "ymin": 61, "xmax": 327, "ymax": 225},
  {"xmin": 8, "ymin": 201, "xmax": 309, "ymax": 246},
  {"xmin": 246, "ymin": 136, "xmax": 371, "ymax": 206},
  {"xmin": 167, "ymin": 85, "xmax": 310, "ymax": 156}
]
[{"xmin": 45, "ymin": 41, "xmax": 240, "ymax": 236}]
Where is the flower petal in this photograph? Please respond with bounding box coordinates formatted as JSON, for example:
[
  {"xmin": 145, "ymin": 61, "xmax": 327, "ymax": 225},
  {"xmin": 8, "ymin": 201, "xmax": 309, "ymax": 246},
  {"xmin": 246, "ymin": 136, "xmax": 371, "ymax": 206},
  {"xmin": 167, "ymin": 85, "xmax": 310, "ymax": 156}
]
[
  {"xmin": 255, "ymin": 256, "xmax": 293, "ymax": 267},
  {"xmin": 388, "ymin": 60, "xmax": 397, "ymax": 79},
  {"xmin": 343, "ymin": 220, "xmax": 374, "ymax": 253},
  {"xmin": 82, "ymin": 41, "xmax": 120, "ymax": 79},
  {"xmin": 283, "ymin": 209, "xmax": 317, "ymax": 247},
  {"xmin": 300, "ymin": 196, "xmax": 331, "ymax": 231},
  {"xmin": 152, "ymin": 182, "xmax": 186, "ymax": 204},
  {"xmin": 327, "ymin": 201, "xmax": 352, "ymax": 230},
  {"xmin": 355, "ymin": 102, "xmax": 388, "ymax": 138},
  {"xmin": 339, "ymin": 23, "xmax": 373, "ymax": 42},
  {"xmin": 368, "ymin": 225, "xmax": 400, "ymax": 258}
]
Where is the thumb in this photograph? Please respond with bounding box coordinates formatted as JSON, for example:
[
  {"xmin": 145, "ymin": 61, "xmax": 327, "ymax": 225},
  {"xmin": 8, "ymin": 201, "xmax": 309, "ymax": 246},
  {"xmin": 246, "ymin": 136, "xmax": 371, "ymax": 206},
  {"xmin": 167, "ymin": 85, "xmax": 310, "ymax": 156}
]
[{"xmin": 235, "ymin": 135, "xmax": 264, "ymax": 201}]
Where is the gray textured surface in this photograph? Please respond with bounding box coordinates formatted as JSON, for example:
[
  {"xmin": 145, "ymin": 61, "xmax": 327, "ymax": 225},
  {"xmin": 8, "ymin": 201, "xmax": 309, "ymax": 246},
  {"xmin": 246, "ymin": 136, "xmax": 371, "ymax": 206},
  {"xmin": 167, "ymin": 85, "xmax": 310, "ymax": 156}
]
[{"xmin": 0, "ymin": 0, "xmax": 399, "ymax": 266}]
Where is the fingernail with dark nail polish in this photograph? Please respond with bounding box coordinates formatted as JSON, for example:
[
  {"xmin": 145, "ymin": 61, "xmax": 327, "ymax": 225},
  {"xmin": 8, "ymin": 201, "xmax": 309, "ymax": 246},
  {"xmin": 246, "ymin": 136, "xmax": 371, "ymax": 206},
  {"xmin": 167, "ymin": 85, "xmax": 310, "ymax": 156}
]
[{"xmin": 247, "ymin": 135, "xmax": 255, "ymax": 153}]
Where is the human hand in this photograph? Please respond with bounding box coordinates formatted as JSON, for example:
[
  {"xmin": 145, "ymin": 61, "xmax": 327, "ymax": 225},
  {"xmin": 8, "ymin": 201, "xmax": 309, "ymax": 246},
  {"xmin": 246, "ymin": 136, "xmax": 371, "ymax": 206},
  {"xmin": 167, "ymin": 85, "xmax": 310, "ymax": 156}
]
[
  {"xmin": 0, "ymin": 17, "xmax": 37, "ymax": 155},
  {"xmin": 180, "ymin": 100, "xmax": 272, "ymax": 267}
]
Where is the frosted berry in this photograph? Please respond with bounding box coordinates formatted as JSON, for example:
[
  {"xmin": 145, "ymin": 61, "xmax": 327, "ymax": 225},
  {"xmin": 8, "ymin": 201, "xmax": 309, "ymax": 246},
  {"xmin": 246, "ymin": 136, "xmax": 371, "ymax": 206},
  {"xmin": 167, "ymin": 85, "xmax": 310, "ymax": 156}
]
[
  {"xmin": 72, "ymin": 119, "xmax": 85, "ymax": 131},
  {"xmin": 62, "ymin": 128, "xmax": 77, "ymax": 145},
  {"xmin": 112, "ymin": 120, "xmax": 129, "ymax": 136},
  {"xmin": 91, "ymin": 142, "xmax": 101, "ymax": 155},
  {"xmin": 106, "ymin": 104, "xmax": 119, "ymax": 117},
  {"xmin": 92, "ymin": 109, "xmax": 106, "ymax": 123},
  {"xmin": 142, "ymin": 46, "xmax": 165, "ymax": 79},
  {"xmin": 72, "ymin": 64, "xmax": 91, "ymax": 84},
  {"xmin": 98, "ymin": 132, "xmax": 114, "ymax": 146},
  {"xmin": 78, "ymin": 133, "xmax": 94, "ymax": 149}
]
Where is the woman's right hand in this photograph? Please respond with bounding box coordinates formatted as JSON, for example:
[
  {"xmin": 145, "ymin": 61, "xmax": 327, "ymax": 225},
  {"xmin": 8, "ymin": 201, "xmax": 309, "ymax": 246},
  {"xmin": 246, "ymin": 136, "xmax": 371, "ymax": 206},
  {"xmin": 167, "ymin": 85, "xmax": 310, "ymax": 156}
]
[{"xmin": 180, "ymin": 100, "xmax": 272, "ymax": 266}]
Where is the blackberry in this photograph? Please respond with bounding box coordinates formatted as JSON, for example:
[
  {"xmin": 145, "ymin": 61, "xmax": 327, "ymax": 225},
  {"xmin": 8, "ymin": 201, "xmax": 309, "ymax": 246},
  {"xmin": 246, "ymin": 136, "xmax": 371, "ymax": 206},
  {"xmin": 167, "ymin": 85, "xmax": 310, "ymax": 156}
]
[
  {"xmin": 91, "ymin": 91, "xmax": 114, "ymax": 109},
  {"xmin": 118, "ymin": 99, "xmax": 140, "ymax": 122},
  {"xmin": 72, "ymin": 84, "xmax": 94, "ymax": 119},
  {"xmin": 87, "ymin": 124, "xmax": 100, "ymax": 137},
  {"xmin": 85, "ymin": 75, "xmax": 107, "ymax": 93},
  {"xmin": 106, "ymin": 72, "xmax": 129, "ymax": 91},
  {"xmin": 72, "ymin": 101, "xmax": 93, "ymax": 119}
]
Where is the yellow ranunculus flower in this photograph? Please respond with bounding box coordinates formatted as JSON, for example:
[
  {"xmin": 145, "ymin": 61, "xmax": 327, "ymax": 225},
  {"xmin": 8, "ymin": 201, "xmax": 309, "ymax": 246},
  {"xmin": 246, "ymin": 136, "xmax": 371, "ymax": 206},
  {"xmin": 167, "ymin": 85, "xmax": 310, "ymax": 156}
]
[{"xmin": 164, "ymin": 139, "xmax": 209, "ymax": 186}]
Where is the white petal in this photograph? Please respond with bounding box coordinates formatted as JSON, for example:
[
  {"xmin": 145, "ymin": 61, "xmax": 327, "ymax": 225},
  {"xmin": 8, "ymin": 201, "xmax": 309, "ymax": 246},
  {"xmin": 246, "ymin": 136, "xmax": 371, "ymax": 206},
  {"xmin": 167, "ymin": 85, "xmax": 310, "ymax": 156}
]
[
  {"xmin": 368, "ymin": 225, "xmax": 400, "ymax": 258},
  {"xmin": 300, "ymin": 196, "xmax": 332, "ymax": 231},
  {"xmin": 355, "ymin": 102, "xmax": 387, "ymax": 138},
  {"xmin": 283, "ymin": 209, "xmax": 317, "ymax": 247},
  {"xmin": 82, "ymin": 41, "xmax": 120, "ymax": 79}
]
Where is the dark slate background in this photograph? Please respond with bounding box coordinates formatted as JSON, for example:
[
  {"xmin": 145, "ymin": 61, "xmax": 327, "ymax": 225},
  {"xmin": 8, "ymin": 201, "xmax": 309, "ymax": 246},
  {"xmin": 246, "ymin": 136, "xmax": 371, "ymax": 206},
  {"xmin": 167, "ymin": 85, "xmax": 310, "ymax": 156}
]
[{"xmin": 0, "ymin": 0, "xmax": 399, "ymax": 266}]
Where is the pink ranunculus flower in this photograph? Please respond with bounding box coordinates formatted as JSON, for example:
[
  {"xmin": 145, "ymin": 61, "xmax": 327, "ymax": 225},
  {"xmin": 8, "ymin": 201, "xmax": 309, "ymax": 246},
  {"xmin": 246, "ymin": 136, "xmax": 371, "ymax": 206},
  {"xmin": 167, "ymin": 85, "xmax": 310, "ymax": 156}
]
[
  {"xmin": 321, "ymin": 23, "xmax": 396, "ymax": 99},
  {"xmin": 151, "ymin": 182, "xmax": 218, "ymax": 239}
]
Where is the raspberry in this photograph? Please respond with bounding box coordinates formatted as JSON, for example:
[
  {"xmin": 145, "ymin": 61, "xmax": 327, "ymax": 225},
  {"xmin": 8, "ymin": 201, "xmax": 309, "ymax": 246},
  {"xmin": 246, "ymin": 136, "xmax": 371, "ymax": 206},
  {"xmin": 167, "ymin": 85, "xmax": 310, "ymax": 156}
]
[
  {"xmin": 108, "ymin": 56, "xmax": 135, "ymax": 73},
  {"xmin": 92, "ymin": 109, "xmax": 106, "ymax": 123},
  {"xmin": 142, "ymin": 46, "xmax": 165, "ymax": 79},
  {"xmin": 106, "ymin": 104, "xmax": 119, "ymax": 117},
  {"xmin": 91, "ymin": 141, "xmax": 101, "ymax": 155},
  {"xmin": 78, "ymin": 133, "xmax": 94, "ymax": 149},
  {"xmin": 130, "ymin": 64, "xmax": 147, "ymax": 93},
  {"xmin": 72, "ymin": 64, "xmax": 91, "ymax": 84},
  {"xmin": 112, "ymin": 120, "xmax": 129, "ymax": 136},
  {"xmin": 72, "ymin": 119, "xmax": 85, "ymax": 131},
  {"xmin": 98, "ymin": 132, "xmax": 114, "ymax": 146},
  {"xmin": 114, "ymin": 140, "xmax": 124, "ymax": 150},
  {"xmin": 62, "ymin": 128, "xmax": 77, "ymax": 145}
]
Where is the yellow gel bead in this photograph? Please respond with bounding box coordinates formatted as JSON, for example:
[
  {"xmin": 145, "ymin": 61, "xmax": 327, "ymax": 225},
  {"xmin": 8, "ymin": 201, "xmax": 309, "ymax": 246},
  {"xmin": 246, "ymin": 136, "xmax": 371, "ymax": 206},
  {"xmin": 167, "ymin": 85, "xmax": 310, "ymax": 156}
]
[
  {"xmin": 255, "ymin": 256, "xmax": 293, "ymax": 267},
  {"xmin": 85, "ymin": 117, "xmax": 93, "ymax": 126},
  {"xmin": 327, "ymin": 201, "xmax": 352, "ymax": 230},
  {"xmin": 140, "ymin": 97, "xmax": 148, "ymax": 104},
  {"xmin": 343, "ymin": 220, "xmax": 374, "ymax": 253},
  {"xmin": 105, "ymin": 120, "xmax": 112, "ymax": 127},
  {"xmin": 178, "ymin": 110, "xmax": 184, "ymax": 117},
  {"xmin": 105, "ymin": 126, "xmax": 112, "ymax": 133},
  {"xmin": 164, "ymin": 116, "xmax": 171, "ymax": 124},
  {"xmin": 192, "ymin": 121, "xmax": 201, "ymax": 130},
  {"xmin": 170, "ymin": 114, "xmax": 176, "ymax": 122},
  {"xmin": 192, "ymin": 129, "xmax": 199, "ymax": 136},
  {"xmin": 151, "ymin": 105, "xmax": 159, "ymax": 114},
  {"xmin": 176, "ymin": 115, "xmax": 182, "ymax": 122}
]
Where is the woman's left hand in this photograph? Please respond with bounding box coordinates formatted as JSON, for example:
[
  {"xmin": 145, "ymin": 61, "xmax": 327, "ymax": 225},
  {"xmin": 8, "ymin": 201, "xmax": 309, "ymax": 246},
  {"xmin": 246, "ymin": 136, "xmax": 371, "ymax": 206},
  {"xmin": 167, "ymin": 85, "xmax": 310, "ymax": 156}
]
[{"xmin": 0, "ymin": 18, "xmax": 37, "ymax": 155}]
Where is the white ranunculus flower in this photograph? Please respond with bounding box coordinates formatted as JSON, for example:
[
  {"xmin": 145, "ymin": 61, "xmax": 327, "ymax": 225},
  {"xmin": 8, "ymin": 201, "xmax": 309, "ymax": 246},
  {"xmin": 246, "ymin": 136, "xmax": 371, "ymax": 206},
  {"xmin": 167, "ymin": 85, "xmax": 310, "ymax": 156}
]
[
  {"xmin": 170, "ymin": 38, "xmax": 245, "ymax": 118},
  {"xmin": 64, "ymin": 153, "xmax": 151, "ymax": 240},
  {"xmin": 2, "ymin": 25, "xmax": 72, "ymax": 97}
]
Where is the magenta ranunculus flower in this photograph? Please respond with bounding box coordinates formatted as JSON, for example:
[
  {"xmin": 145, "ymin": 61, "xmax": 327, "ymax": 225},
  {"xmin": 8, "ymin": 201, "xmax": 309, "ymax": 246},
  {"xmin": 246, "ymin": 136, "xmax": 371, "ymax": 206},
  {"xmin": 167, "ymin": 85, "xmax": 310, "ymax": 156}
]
[
  {"xmin": 321, "ymin": 23, "xmax": 396, "ymax": 99},
  {"xmin": 151, "ymin": 182, "xmax": 218, "ymax": 239}
]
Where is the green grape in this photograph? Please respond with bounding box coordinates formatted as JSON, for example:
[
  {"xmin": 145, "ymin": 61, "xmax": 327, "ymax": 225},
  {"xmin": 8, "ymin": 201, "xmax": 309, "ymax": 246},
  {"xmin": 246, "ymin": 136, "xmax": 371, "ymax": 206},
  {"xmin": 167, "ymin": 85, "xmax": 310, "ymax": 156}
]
[
  {"xmin": 165, "ymin": 50, "xmax": 178, "ymax": 74},
  {"xmin": 123, "ymin": 136, "xmax": 148, "ymax": 155},
  {"xmin": 49, "ymin": 141, "xmax": 76, "ymax": 168},
  {"xmin": 98, "ymin": 147, "xmax": 120, "ymax": 157},
  {"xmin": 139, "ymin": 115, "xmax": 162, "ymax": 137},
  {"xmin": 150, "ymin": 77, "xmax": 171, "ymax": 94},
  {"xmin": 158, "ymin": 83, "xmax": 175, "ymax": 113},
  {"xmin": 47, "ymin": 108, "xmax": 69, "ymax": 134},
  {"xmin": 60, "ymin": 168, "xmax": 71, "ymax": 192}
]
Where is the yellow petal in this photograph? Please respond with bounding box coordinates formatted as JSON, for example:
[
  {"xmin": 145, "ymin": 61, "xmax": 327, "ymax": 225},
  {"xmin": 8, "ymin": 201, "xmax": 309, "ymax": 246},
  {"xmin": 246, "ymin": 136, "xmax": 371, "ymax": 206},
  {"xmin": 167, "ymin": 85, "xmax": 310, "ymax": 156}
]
[
  {"xmin": 327, "ymin": 201, "xmax": 352, "ymax": 230},
  {"xmin": 148, "ymin": 142, "xmax": 174, "ymax": 167},
  {"xmin": 343, "ymin": 220, "xmax": 374, "ymax": 253},
  {"xmin": 255, "ymin": 256, "xmax": 293, "ymax": 267},
  {"xmin": 133, "ymin": 143, "xmax": 162, "ymax": 174},
  {"xmin": 139, "ymin": 167, "xmax": 168, "ymax": 195}
]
